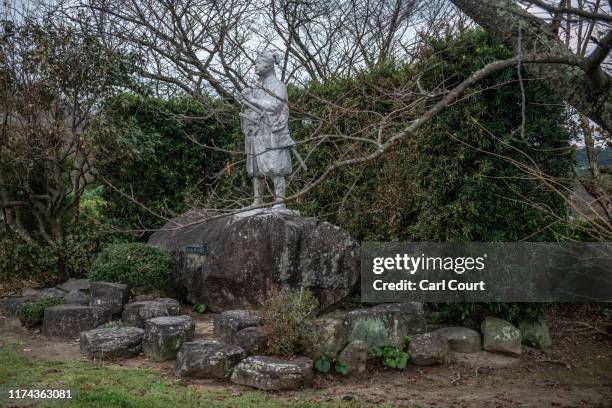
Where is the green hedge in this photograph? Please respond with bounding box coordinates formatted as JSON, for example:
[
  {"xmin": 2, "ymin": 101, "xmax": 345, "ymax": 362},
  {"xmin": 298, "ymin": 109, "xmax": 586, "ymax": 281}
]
[
  {"xmin": 90, "ymin": 94, "xmax": 238, "ymax": 233},
  {"xmin": 89, "ymin": 243, "xmax": 173, "ymax": 290},
  {"xmin": 288, "ymin": 29, "xmax": 574, "ymax": 241}
]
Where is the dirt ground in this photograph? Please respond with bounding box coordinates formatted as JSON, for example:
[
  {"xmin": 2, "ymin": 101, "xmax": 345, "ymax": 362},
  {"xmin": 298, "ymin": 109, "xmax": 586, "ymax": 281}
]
[{"xmin": 1, "ymin": 306, "xmax": 610, "ymax": 408}]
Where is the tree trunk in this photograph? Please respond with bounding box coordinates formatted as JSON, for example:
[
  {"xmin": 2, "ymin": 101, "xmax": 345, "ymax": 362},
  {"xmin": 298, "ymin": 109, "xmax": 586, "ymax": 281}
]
[
  {"xmin": 580, "ymin": 114, "xmax": 601, "ymax": 179},
  {"xmin": 450, "ymin": 0, "xmax": 612, "ymax": 134}
]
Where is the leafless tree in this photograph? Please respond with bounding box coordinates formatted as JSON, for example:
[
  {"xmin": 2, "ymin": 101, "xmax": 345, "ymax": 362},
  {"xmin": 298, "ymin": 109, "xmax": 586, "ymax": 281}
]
[
  {"xmin": 450, "ymin": 0, "xmax": 611, "ymax": 134},
  {"xmin": 262, "ymin": 0, "xmax": 457, "ymax": 83}
]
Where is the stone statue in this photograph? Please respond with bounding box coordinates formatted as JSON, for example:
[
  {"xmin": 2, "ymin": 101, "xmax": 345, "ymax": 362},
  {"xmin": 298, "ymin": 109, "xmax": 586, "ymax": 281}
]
[{"xmin": 239, "ymin": 52, "xmax": 305, "ymax": 210}]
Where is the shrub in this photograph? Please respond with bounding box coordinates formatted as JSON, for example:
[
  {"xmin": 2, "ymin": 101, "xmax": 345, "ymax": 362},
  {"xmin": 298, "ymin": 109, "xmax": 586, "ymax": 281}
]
[
  {"xmin": 18, "ymin": 298, "xmax": 64, "ymax": 328},
  {"xmin": 370, "ymin": 345, "xmax": 410, "ymax": 370},
  {"xmin": 89, "ymin": 243, "xmax": 173, "ymax": 290},
  {"xmin": 263, "ymin": 289, "xmax": 320, "ymax": 357},
  {"xmin": 0, "ymin": 217, "xmax": 114, "ymax": 287}
]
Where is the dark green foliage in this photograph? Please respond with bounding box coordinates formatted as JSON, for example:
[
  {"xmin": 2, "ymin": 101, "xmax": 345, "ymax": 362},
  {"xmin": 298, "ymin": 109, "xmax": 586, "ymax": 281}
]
[
  {"xmin": 192, "ymin": 304, "xmax": 207, "ymax": 314},
  {"xmin": 18, "ymin": 298, "xmax": 64, "ymax": 328},
  {"xmin": 409, "ymin": 30, "xmax": 574, "ymax": 241},
  {"xmin": 290, "ymin": 30, "xmax": 574, "ymax": 242},
  {"xmin": 0, "ymin": 217, "xmax": 115, "ymax": 286},
  {"xmin": 90, "ymin": 94, "xmax": 240, "ymax": 232},
  {"xmin": 89, "ymin": 243, "xmax": 173, "ymax": 290},
  {"xmin": 263, "ymin": 289, "xmax": 320, "ymax": 357},
  {"xmin": 314, "ymin": 352, "xmax": 348, "ymax": 375},
  {"xmin": 287, "ymin": 65, "xmax": 420, "ymax": 241},
  {"xmin": 314, "ymin": 354, "xmax": 331, "ymax": 373},
  {"xmin": 334, "ymin": 360, "xmax": 348, "ymax": 375},
  {"xmin": 370, "ymin": 345, "xmax": 409, "ymax": 369}
]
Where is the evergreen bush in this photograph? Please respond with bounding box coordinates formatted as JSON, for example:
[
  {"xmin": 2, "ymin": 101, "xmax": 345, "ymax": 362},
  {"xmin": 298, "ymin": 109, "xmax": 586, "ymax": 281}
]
[
  {"xmin": 18, "ymin": 298, "xmax": 64, "ymax": 328},
  {"xmin": 89, "ymin": 243, "xmax": 173, "ymax": 290}
]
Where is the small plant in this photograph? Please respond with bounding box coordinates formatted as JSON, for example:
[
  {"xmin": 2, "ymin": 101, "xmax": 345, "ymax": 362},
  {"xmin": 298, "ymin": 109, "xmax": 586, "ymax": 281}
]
[
  {"xmin": 18, "ymin": 298, "xmax": 64, "ymax": 328},
  {"xmin": 334, "ymin": 359, "xmax": 348, "ymax": 375},
  {"xmin": 370, "ymin": 345, "xmax": 409, "ymax": 370},
  {"xmin": 314, "ymin": 353, "xmax": 331, "ymax": 373},
  {"xmin": 314, "ymin": 352, "xmax": 348, "ymax": 375},
  {"xmin": 263, "ymin": 288, "xmax": 319, "ymax": 357},
  {"xmin": 192, "ymin": 303, "xmax": 207, "ymax": 314},
  {"xmin": 89, "ymin": 243, "xmax": 173, "ymax": 290}
]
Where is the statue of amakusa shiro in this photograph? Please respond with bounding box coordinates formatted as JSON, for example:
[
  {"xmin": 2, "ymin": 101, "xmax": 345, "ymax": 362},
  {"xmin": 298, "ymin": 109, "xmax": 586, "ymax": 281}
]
[{"xmin": 239, "ymin": 52, "xmax": 306, "ymax": 210}]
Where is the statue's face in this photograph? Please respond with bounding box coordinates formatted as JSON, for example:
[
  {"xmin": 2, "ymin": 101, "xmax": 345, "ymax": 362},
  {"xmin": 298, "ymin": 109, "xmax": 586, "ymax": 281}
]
[{"xmin": 254, "ymin": 56, "xmax": 273, "ymax": 76}]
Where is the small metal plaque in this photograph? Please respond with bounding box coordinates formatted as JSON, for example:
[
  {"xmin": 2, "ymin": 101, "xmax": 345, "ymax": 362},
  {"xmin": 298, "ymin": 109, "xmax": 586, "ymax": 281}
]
[{"xmin": 184, "ymin": 244, "xmax": 209, "ymax": 255}]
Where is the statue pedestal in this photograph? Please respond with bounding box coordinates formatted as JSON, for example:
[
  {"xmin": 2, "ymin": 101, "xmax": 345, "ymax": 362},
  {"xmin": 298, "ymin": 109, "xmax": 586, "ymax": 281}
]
[{"xmin": 148, "ymin": 210, "xmax": 359, "ymax": 312}]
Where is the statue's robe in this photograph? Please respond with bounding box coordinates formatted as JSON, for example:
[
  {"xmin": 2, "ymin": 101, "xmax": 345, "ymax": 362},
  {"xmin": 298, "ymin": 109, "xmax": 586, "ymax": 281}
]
[{"xmin": 242, "ymin": 75, "xmax": 295, "ymax": 178}]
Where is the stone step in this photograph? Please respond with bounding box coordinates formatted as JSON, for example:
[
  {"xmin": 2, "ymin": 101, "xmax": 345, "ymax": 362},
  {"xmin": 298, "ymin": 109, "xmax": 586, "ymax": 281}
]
[
  {"xmin": 42, "ymin": 305, "xmax": 111, "ymax": 339},
  {"xmin": 175, "ymin": 340, "xmax": 246, "ymax": 379},
  {"xmin": 142, "ymin": 315, "xmax": 195, "ymax": 361},
  {"xmin": 231, "ymin": 356, "xmax": 313, "ymax": 390},
  {"xmin": 80, "ymin": 326, "xmax": 145, "ymax": 359}
]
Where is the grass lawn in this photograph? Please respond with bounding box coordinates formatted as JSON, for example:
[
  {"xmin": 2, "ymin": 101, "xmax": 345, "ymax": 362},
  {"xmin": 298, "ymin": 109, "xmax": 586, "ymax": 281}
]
[{"xmin": 0, "ymin": 338, "xmax": 372, "ymax": 408}]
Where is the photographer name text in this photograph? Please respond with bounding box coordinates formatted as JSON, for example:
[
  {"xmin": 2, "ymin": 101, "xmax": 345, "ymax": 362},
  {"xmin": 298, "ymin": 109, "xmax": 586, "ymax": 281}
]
[{"xmin": 370, "ymin": 254, "xmax": 487, "ymax": 292}]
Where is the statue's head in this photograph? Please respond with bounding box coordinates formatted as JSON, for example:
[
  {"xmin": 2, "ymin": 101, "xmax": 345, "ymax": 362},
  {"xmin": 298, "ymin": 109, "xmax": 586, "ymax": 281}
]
[{"xmin": 255, "ymin": 52, "xmax": 279, "ymax": 76}]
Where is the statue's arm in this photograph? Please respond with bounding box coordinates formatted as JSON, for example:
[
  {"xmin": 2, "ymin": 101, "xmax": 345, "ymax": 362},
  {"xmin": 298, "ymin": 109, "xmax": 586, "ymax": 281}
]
[{"xmin": 247, "ymin": 83, "xmax": 287, "ymax": 112}]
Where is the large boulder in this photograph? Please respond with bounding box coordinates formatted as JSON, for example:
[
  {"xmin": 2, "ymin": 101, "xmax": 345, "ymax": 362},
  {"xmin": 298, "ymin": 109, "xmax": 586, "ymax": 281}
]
[
  {"xmin": 142, "ymin": 315, "xmax": 195, "ymax": 361},
  {"xmin": 343, "ymin": 302, "xmax": 426, "ymax": 348},
  {"xmin": 433, "ymin": 327, "xmax": 482, "ymax": 353},
  {"xmin": 213, "ymin": 310, "xmax": 264, "ymax": 343},
  {"xmin": 41, "ymin": 305, "xmax": 111, "ymax": 339},
  {"xmin": 231, "ymin": 356, "xmax": 313, "ymax": 390},
  {"xmin": 481, "ymin": 317, "xmax": 522, "ymax": 357},
  {"xmin": 89, "ymin": 282, "xmax": 130, "ymax": 315},
  {"xmin": 175, "ymin": 340, "xmax": 246, "ymax": 379},
  {"xmin": 80, "ymin": 326, "xmax": 145, "ymax": 359},
  {"xmin": 122, "ymin": 299, "xmax": 181, "ymax": 328},
  {"xmin": 148, "ymin": 211, "xmax": 360, "ymax": 312}
]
